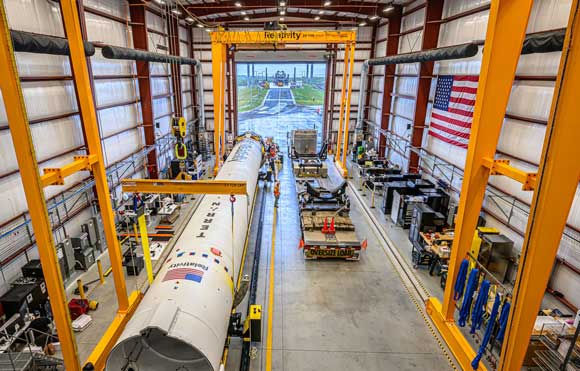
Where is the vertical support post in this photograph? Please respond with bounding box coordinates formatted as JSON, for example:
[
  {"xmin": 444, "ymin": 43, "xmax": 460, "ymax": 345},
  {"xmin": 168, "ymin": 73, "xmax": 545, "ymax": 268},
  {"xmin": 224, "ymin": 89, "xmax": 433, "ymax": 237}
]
[
  {"xmin": 168, "ymin": 15, "xmax": 183, "ymax": 117},
  {"xmin": 499, "ymin": 2, "xmax": 580, "ymax": 369},
  {"xmin": 335, "ymin": 43, "xmax": 350, "ymax": 163},
  {"xmin": 322, "ymin": 43, "xmax": 331, "ymax": 141},
  {"xmin": 60, "ymin": 0, "xmax": 130, "ymax": 310},
  {"xmin": 130, "ymin": 2, "xmax": 158, "ymax": 179},
  {"xmin": 220, "ymin": 44, "xmax": 227, "ymax": 157},
  {"xmin": 211, "ymin": 41, "xmax": 225, "ymax": 175},
  {"xmin": 425, "ymin": 1, "xmax": 533, "ymax": 369},
  {"xmin": 379, "ymin": 9, "xmax": 401, "ymax": 157},
  {"xmin": 363, "ymin": 25, "xmax": 377, "ymax": 139},
  {"xmin": 340, "ymin": 42, "xmax": 356, "ymax": 171},
  {"xmin": 409, "ymin": 0, "xmax": 443, "ymax": 173},
  {"xmin": 0, "ymin": 2, "xmax": 81, "ymax": 370},
  {"xmin": 188, "ymin": 26, "xmax": 202, "ymax": 152},
  {"xmin": 138, "ymin": 214, "xmax": 154, "ymax": 284},
  {"xmin": 226, "ymin": 48, "xmax": 233, "ymax": 134},
  {"xmin": 438, "ymin": 0, "xmax": 533, "ymax": 320},
  {"xmin": 327, "ymin": 44, "xmax": 337, "ymax": 150},
  {"xmin": 77, "ymin": 279, "xmax": 86, "ymax": 300},
  {"xmin": 231, "ymin": 51, "xmax": 238, "ymax": 135},
  {"xmin": 97, "ymin": 259, "xmax": 105, "ymax": 284}
]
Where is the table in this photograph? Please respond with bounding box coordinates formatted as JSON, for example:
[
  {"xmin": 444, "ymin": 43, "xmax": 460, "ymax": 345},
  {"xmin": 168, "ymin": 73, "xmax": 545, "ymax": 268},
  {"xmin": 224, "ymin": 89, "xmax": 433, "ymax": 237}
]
[{"xmin": 418, "ymin": 232, "xmax": 453, "ymax": 276}]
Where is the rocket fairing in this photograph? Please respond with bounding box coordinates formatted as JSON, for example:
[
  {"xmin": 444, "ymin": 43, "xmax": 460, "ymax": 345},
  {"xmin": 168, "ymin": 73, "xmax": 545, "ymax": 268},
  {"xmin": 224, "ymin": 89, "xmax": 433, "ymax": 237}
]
[{"xmin": 106, "ymin": 134, "xmax": 264, "ymax": 371}]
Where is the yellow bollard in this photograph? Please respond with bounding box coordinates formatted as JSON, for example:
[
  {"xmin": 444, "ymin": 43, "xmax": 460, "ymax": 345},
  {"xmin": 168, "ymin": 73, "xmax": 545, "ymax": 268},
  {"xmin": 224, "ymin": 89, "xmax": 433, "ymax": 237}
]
[
  {"xmin": 76, "ymin": 279, "xmax": 86, "ymax": 300},
  {"xmin": 137, "ymin": 214, "xmax": 154, "ymax": 284},
  {"xmin": 132, "ymin": 223, "xmax": 140, "ymax": 243},
  {"xmin": 97, "ymin": 260, "xmax": 105, "ymax": 284}
]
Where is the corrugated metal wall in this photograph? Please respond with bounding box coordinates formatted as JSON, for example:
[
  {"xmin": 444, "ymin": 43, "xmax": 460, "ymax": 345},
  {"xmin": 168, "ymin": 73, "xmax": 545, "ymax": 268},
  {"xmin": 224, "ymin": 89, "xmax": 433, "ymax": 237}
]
[{"xmin": 0, "ymin": 0, "xmax": 183, "ymax": 294}]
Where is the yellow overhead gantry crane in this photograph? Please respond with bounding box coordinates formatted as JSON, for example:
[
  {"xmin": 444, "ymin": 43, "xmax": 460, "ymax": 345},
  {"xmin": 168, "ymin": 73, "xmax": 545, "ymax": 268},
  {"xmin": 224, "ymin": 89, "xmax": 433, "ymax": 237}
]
[{"xmin": 209, "ymin": 30, "xmax": 357, "ymax": 177}]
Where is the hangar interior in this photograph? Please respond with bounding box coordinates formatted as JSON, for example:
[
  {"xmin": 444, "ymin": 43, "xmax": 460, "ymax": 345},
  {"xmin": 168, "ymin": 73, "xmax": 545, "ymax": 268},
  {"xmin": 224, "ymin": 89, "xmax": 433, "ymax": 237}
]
[{"xmin": 0, "ymin": 0, "xmax": 579, "ymax": 370}]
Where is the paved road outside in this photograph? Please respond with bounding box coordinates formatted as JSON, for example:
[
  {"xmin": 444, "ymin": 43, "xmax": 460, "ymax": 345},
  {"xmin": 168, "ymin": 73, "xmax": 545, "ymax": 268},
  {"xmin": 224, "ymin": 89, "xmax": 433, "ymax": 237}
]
[{"xmin": 238, "ymin": 87, "xmax": 323, "ymax": 150}]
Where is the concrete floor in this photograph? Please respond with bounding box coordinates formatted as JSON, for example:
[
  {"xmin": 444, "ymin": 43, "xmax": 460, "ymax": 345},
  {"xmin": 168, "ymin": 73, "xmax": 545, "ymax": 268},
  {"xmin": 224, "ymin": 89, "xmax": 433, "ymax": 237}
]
[{"xmin": 225, "ymin": 158, "xmax": 454, "ymax": 371}]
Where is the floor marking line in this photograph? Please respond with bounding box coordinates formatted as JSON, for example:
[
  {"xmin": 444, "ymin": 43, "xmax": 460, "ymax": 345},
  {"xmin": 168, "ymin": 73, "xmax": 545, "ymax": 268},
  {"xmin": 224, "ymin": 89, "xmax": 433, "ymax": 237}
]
[{"xmin": 265, "ymin": 202, "xmax": 278, "ymax": 371}]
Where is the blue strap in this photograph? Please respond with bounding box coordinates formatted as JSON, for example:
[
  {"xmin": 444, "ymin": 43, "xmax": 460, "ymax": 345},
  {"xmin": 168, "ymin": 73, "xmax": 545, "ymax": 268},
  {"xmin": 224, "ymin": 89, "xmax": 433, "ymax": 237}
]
[
  {"xmin": 454, "ymin": 259, "xmax": 469, "ymax": 300},
  {"xmin": 470, "ymin": 280, "xmax": 490, "ymax": 334},
  {"xmin": 496, "ymin": 301, "xmax": 511, "ymax": 344},
  {"xmin": 472, "ymin": 294, "xmax": 501, "ymax": 370},
  {"xmin": 458, "ymin": 268, "xmax": 479, "ymax": 327}
]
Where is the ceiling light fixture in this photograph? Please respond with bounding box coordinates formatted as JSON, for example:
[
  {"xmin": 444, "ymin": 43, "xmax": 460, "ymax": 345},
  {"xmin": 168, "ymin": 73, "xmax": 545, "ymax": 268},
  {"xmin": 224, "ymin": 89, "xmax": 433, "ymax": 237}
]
[
  {"xmin": 243, "ymin": 16, "xmax": 250, "ymax": 20},
  {"xmin": 171, "ymin": 9, "xmax": 182, "ymax": 15},
  {"xmin": 323, "ymin": 0, "xmax": 331, "ymax": 6},
  {"xmin": 318, "ymin": 10, "xmax": 324, "ymax": 14},
  {"xmin": 280, "ymin": 9, "xmax": 286, "ymax": 15},
  {"xmin": 369, "ymin": 15, "xmax": 378, "ymax": 20},
  {"xmin": 205, "ymin": 28, "xmax": 211, "ymax": 33},
  {"xmin": 241, "ymin": 10, "xmax": 247, "ymax": 15},
  {"xmin": 383, "ymin": 5, "xmax": 394, "ymax": 12},
  {"xmin": 185, "ymin": 16, "xmax": 194, "ymax": 22},
  {"xmin": 279, "ymin": 1, "xmax": 286, "ymax": 6},
  {"xmin": 359, "ymin": 21, "xmax": 367, "ymax": 26},
  {"xmin": 280, "ymin": 17, "xmax": 285, "ymax": 21},
  {"xmin": 235, "ymin": 1, "xmax": 242, "ymax": 7},
  {"xmin": 314, "ymin": 15, "xmax": 320, "ymax": 20},
  {"xmin": 197, "ymin": 23, "xmax": 204, "ymax": 28},
  {"xmin": 154, "ymin": 0, "xmax": 165, "ymax": 5}
]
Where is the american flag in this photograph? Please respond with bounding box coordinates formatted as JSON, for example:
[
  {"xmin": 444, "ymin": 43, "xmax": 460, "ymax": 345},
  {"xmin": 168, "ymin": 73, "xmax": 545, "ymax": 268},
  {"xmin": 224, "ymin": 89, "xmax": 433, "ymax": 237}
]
[
  {"xmin": 162, "ymin": 268, "xmax": 204, "ymax": 283},
  {"xmin": 428, "ymin": 75, "xmax": 479, "ymax": 149}
]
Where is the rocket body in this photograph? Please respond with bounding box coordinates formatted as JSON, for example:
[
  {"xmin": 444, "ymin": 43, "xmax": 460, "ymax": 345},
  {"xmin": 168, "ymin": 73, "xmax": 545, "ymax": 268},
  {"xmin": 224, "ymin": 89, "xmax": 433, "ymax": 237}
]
[{"xmin": 106, "ymin": 134, "xmax": 263, "ymax": 371}]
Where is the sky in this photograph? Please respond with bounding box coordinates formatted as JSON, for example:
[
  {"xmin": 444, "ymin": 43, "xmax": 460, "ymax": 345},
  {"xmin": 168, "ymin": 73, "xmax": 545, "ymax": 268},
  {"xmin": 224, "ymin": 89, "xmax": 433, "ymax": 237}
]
[{"xmin": 236, "ymin": 63, "xmax": 326, "ymax": 79}]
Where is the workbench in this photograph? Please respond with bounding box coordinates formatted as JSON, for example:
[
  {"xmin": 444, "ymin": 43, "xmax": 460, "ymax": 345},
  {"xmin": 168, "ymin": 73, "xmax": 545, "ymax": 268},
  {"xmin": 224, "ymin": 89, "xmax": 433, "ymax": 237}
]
[{"xmin": 412, "ymin": 231, "xmax": 453, "ymax": 276}]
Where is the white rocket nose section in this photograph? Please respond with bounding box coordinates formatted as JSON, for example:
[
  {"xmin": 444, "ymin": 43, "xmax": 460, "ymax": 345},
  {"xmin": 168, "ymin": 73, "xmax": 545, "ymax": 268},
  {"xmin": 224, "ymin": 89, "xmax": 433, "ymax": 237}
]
[
  {"xmin": 107, "ymin": 304, "xmax": 215, "ymax": 370},
  {"xmin": 106, "ymin": 328, "xmax": 213, "ymax": 371}
]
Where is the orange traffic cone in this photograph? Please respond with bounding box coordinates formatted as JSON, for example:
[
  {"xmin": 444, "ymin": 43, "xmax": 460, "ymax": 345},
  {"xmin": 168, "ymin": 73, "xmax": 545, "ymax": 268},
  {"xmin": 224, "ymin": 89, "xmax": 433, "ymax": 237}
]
[
  {"xmin": 330, "ymin": 217, "xmax": 335, "ymax": 234},
  {"xmin": 299, "ymin": 239, "xmax": 305, "ymax": 249},
  {"xmin": 322, "ymin": 217, "xmax": 329, "ymax": 233}
]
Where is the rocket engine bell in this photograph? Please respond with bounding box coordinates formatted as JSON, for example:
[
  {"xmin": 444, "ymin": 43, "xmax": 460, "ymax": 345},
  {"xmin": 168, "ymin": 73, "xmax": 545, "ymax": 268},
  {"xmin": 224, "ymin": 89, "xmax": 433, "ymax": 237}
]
[{"xmin": 106, "ymin": 133, "xmax": 264, "ymax": 371}]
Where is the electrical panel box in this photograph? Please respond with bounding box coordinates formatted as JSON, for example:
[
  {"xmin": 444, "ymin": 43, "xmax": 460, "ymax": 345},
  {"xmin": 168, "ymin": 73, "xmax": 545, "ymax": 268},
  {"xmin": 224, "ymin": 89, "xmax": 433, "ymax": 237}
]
[
  {"xmin": 478, "ymin": 234, "xmax": 514, "ymax": 283},
  {"xmin": 55, "ymin": 243, "xmax": 68, "ymax": 281},
  {"xmin": 91, "ymin": 215, "xmax": 106, "ymax": 252},
  {"xmin": 71, "ymin": 233, "xmax": 90, "ymax": 251},
  {"xmin": 81, "ymin": 219, "xmax": 97, "ymax": 247},
  {"xmin": 61, "ymin": 238, "xmax": 76, "ymax": 278},
  {"xmin": 74, "ymin": 248, "xmax": 95, "ymax": 271}
]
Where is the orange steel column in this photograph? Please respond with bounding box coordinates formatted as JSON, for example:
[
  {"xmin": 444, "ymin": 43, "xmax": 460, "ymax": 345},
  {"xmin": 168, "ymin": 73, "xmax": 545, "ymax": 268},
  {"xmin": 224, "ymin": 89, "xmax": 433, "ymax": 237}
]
[
  {"xmin": 499, "ymin": 1, "xmax": 580, "ymax": 369},
  {"xmin": 0, "ymin": 2, "xmax": 81, "ymax": 370},
  {"xmin": 211, "ymin": 40, "xmax": 225, "ymax": 175},
  {"xmin": 335, "ymin": 43, "xmax": 350, "ymax": 163},
  {"xmin": 60, "ymin": 0, "xmax": 129, "ymax": 310},
  {"xmin": 425, "ymin": 1, "xmax": 533, "ymax": 369},
  {"xmin": 340, "ymin": 42, "xmax": 356, "ymax": 170}
]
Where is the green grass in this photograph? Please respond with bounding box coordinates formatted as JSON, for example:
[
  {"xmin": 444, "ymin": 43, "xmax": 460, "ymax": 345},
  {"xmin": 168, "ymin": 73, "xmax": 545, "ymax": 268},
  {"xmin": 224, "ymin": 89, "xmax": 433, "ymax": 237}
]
[
  {"xmin": 237, "ymin": 86, "xmax": 268, "ymax": 112},
  {"xmin": 291, "ymin": 84, "xmax": 325, "ymax": 105}
]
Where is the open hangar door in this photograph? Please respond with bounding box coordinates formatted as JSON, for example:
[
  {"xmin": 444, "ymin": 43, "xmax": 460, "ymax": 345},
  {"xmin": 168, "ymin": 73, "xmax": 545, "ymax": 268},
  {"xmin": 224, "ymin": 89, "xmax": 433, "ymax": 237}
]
[{"xmin": 235, "ymin": 50, "xmax": 328, "ymax": 150}]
